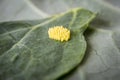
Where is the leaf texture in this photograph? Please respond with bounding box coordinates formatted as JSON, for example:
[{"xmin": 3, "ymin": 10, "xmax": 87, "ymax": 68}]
[
  {"xmin": 0, "ymin": 8, "xmax": 95, "ymax": 80},
  {"xmin": 27, "ymin": 0, "xmax": 120, "ymax": 80}
]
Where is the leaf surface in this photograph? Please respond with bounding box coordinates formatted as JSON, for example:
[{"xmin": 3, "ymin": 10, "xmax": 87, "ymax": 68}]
[
  {"xmin": 0, "ymin": 8, "xmax": 95, "ymax": 80},
  {"xmin": 27, "ymin": 0, "xmax": 120, "ymax": 80}
]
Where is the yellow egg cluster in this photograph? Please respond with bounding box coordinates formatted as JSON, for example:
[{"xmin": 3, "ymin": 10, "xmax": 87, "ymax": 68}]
[{"xmin": 48, "ymin": 26, "xmax": 70, "ymax": 42}]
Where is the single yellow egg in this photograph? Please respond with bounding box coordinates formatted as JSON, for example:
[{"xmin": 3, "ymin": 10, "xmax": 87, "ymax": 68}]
[{"xmin": 48, "ymin": 26, "xmax": 70, "ymax": 42}]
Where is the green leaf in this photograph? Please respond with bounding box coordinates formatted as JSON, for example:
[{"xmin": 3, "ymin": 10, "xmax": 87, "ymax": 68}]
[
  {"xmin": 26, "ymin": 0, "xmax": 120, "ymax": 80},
  {"xmin": 0, "ymin": 18, "xmax": 50, "ymax": 55},
  {"xmin": 0, "ymin": 8, "xmax": 95, "ymax": 80}
]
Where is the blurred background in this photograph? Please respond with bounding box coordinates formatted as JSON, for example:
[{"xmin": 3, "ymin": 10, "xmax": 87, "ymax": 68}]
[
  {"xmin": 0, "ymin": 0, "xmax": 120, "ymax": 22},
  {"xmin": 0, "ymin": 0, "xmax": 42, "ymax": 21}
]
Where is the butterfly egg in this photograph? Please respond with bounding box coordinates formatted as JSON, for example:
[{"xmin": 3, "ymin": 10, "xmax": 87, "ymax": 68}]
[{"xmin": 48, "ymin": 26, "xmax": 70, "ymax": 42}]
